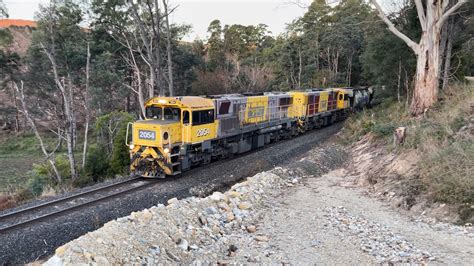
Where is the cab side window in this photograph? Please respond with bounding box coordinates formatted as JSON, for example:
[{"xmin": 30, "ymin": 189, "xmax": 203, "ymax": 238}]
[
  {"xmin": 164, "ymin": 107, "xmax": 180, "ymax": 121},
  {"xmin": 183, "ymin": 111, "xmax": 190, "ymax": 124},
  {"xmin": 192, "ymin": 110, "xmax": 214, "ymax": 125}
]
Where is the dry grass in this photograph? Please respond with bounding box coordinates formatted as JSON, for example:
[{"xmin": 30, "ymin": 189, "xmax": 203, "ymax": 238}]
[{"xmin": 40, "ymin": 185, "xmax": 58, "ymax": 198}]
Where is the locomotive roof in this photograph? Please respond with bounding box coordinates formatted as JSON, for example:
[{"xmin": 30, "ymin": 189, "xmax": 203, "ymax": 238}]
[
  {"xmin": 146, "ymin": 87, "xmax": 355, "ymax": 108},
  {"xmin": 146, "ymin": 96, "xmax": 214, "ymax": 109}
]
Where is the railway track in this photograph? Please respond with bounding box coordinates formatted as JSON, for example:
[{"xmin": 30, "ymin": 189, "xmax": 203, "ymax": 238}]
[{"xmin": 0, "ymin": 177, "xmax": 158, "ymax": 234}]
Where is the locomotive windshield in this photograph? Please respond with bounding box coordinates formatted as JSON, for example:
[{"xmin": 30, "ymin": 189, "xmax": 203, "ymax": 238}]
[
  {"xmin": 145, "ymin": 106, "xmax": 180, "ymax": 121},
  {"xmin": 163, "ymin": 107, "xmax": 180, "ymax": 121},
  {"xmin": 146, "ymin": 106, "xmax": 162, "ymax": 119}
]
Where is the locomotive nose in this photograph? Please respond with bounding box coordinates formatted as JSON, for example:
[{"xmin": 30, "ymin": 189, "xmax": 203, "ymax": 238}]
[{"xmin": 132, "ymin": 120, "xmax": 180, "ymax": 147}]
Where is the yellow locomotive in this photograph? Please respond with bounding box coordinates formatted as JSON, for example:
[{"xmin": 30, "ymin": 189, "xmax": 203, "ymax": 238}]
[{"xmin": 126, "ymin": 87, "xmax": 372, "ymax": 177}]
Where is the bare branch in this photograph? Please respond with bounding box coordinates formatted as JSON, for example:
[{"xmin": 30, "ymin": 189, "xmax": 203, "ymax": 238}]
[
  {"xmin": 48, "ymin": 127, "xmax": 67, "ymax": 141},
  {"xmin": 437, "ymin": 0, "xmax": 468, "ymax": 29},
  {"xmin": 370, "ymin": 0, "xmax": 419, "ymax": 53},
  {"xmin": 442, "ymin": 0, "xmax": 450, "ymax": 11},
  {"xmin": 14, "ymin": 81, "xmax": 62, "ymax": 182},
  {"xmin": 414, "ymin": 0, "xmax": 426, "ymax": 31},
  {"xmin": 40, "ymin": 42, "xmax": 66, "ymax": 93},
  {"xmin": 159, "ymin": 5, "xmax": 178, "ymax": 20},
  {"xmin": 121, "ymin": 82, "xmax": 140, "ymax": 94},
  {"xmin": 49, "ymin": 132, "xmax": 62, "ymax": 156}
]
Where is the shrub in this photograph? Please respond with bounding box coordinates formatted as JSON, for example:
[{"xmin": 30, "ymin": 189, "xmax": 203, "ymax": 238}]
[
  {"xmin": 31, "ymin": 154, "xmax": 71, "ymax": 180},
  {"xmin": 20, "ymin": 154, "xmax": 72, "ymax": 198},
  {"xmin": 55, "ymin": 154, "xmax": 72, "ymax": 178},
  {"xmin": 109, "ymin": 125, "xmax": 131, "ymax": 176},
  {"xmin": 95, "ymin": 111, "xmax": 135, "ymax": 176},
  {"xmin": 25, "ymin": 169, "xmax": 50, "ymax": 196},
  {"xmin": 82, "ymin": 144, "xmax": 110, "ymax": 183},
  {"xmin": 340, "ymin": 98, "xmax": 408, "ymax": 143}
]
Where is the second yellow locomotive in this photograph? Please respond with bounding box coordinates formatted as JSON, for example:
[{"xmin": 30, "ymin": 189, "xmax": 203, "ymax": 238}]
[{"xmin": 126, "ymin": 88, "xmax": 371, "ymax": 177}]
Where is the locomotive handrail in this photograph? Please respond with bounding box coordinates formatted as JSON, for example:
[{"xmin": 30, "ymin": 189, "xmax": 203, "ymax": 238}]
[{"xmin": 125, "ymin": 122, "xmax": 133, "ymax": 147}]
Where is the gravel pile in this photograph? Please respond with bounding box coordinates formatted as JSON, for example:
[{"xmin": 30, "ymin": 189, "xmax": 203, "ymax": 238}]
[
  {"xmin": 45, "ymin": 168, "xmax": 294, "ymax": 265},
  {"xmin": 322, "ymin": 206, "xmax": 434, "ymax": 263}
]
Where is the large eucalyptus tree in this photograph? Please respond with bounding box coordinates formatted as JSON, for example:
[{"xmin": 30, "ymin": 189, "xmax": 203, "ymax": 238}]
[{"xmin": 370, "ymin": 0, "xmax": 468, "ymax": 115}]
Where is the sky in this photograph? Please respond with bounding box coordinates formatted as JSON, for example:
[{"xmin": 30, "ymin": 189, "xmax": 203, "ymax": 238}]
[{"xmin": 3, "ymin": 0, "xmax": 312, "ymax": 41}]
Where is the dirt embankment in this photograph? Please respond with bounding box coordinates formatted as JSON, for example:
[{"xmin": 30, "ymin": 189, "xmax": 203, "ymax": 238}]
[
  {"xmin": 347, "ymin": 107, "xmax": 474, "ymax": 225},
  {"xmin": 0, "ymin": 20, "xmax": 35, "ymax": 56}
]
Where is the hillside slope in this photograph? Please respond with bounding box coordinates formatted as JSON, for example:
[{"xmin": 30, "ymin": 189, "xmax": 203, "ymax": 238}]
[
  {"xmin": 0, "ymin": 19, "xmax": 35, "ymax": 55},
  {"xmin": 341, "ymin": 83, "xmax": 473, "ymax": 223}
]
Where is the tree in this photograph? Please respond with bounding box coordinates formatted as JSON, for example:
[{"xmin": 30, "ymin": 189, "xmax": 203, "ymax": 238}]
[
  {"xmin": 0, "ymin": 0, "xmax": 8, "ymax": 18},
  {"xmin": 361, "ymin": 4, "xmax": 420, "ymax": 97},
  {"xmin": 162, "ymin": 0, "xmax": 174, "ymax": 96},
  {"xmin": 27, "ymin": 1, "xmax": 88, "ymax": 179},
  {"xmin": 370, "ymin": 0, "xmax": 468, "ymax": 115},
  {"xmin": 15, "ymin": 81, "xmax": 62, "ymax": 183},
  {"xmin": 128, "ymin": 0, "xmax": 164, "ymax": 97},
  {"xmin": 82, "ymin": 42, "xmax": 91, "ymax": 168}
]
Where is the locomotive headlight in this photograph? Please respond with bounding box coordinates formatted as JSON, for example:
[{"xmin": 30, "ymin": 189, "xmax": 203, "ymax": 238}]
[
  {"xmin": 163, "ymin": 148, "xmax": 170, "ymax": 154},
  {"xmin": 129, "ymin": 144, "xmax": 135, "ymax": 150}
]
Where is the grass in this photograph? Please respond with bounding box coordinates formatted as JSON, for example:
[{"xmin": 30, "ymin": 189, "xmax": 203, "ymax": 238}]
[
  {"xmin": 0, "ymin": 133, "xmax": 50, "ymax": 193},
  {"xmin": 0, "ymin": 112, "xmax": 134, "ymax": 210},
  {"xmin": 340, "ymin": 83, "xmax": 474, "ymax": 222},
  {"xmin": 0, "ymin": 132, "xmax": 80, "ymax": 208}
]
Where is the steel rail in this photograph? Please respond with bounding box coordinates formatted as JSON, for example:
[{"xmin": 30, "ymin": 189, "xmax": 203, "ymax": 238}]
[
  {"xmin": 0, "ymin": 178, "xmax": 158, "ymax": 234},
  {"xmin": 0, "ymin": 177, "xmax": 141, "ymax": 222}
]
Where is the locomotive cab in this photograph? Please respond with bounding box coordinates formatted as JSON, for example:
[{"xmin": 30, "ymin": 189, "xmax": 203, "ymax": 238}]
[{"xmin": 127, "ymin": 97, "xmax": 218, "ymax": 177}]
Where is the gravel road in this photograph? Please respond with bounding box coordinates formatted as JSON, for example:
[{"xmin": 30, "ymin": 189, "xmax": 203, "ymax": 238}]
[
  {"xmin": 251, "ymin": 167, "xmax": 474, "ymax": 264},
  {"xmin": 0, "ymin": 123, "xmax": 342, "ymax": 264}
]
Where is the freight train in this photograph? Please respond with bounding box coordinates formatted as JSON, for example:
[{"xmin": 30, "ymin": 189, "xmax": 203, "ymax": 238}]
[{"xmin": 125, "ymin": 87, "xmax": 372, "ymax": 178}]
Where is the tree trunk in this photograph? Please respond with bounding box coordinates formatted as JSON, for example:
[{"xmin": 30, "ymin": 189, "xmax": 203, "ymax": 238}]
[
  {"xmin": 442, "ymin": 19, "xmax": 455, "ymax": 90},
  {"xmin": 346, "ymin": 50, "xmax": 353, "ymax": 86},
  {"xmin": 64, "ymin": 77, "xmax": 77, "ymax": 179},
  {"xmin": 442, "ymin": 34, "xmax": 453, "ymax": 90},
  {"xmin": 41, "ymin": 42, "xmax": 77, "ymax": 179},
  {"xmin": 410, "ymin": 30, "xmax": 440, "ymax": 116},
  {"xmin": 129, "ymin": 1, "xmax": 160, "ymax": 98},
  {"xmin": 163, "ymin": 0, "xmax": 174, "ymax": 96},
  {"xmin": 67, "ymin": 75, "xmax": 77, "ymax": 149},
  {"xmin": 11, "ymin": 83, "xmax": 20, "ymax": 132},
  {"xmin": 136, "ymin": 68, "xmax": 147, "ymax": 118},
  {"xmin": 123, "ymin": 38, "xmax": 147, "ymax": 118},
  {"xmin": 298, "ymin": 47, "xmax": 302, "ymax": 89},
  {"xmin": 397, "ymin": 59, "xmax": 402, "ymax": 103},
  {"xmin": 82, "ymin": 42, "xmax": 91, "ymax": 169}
]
